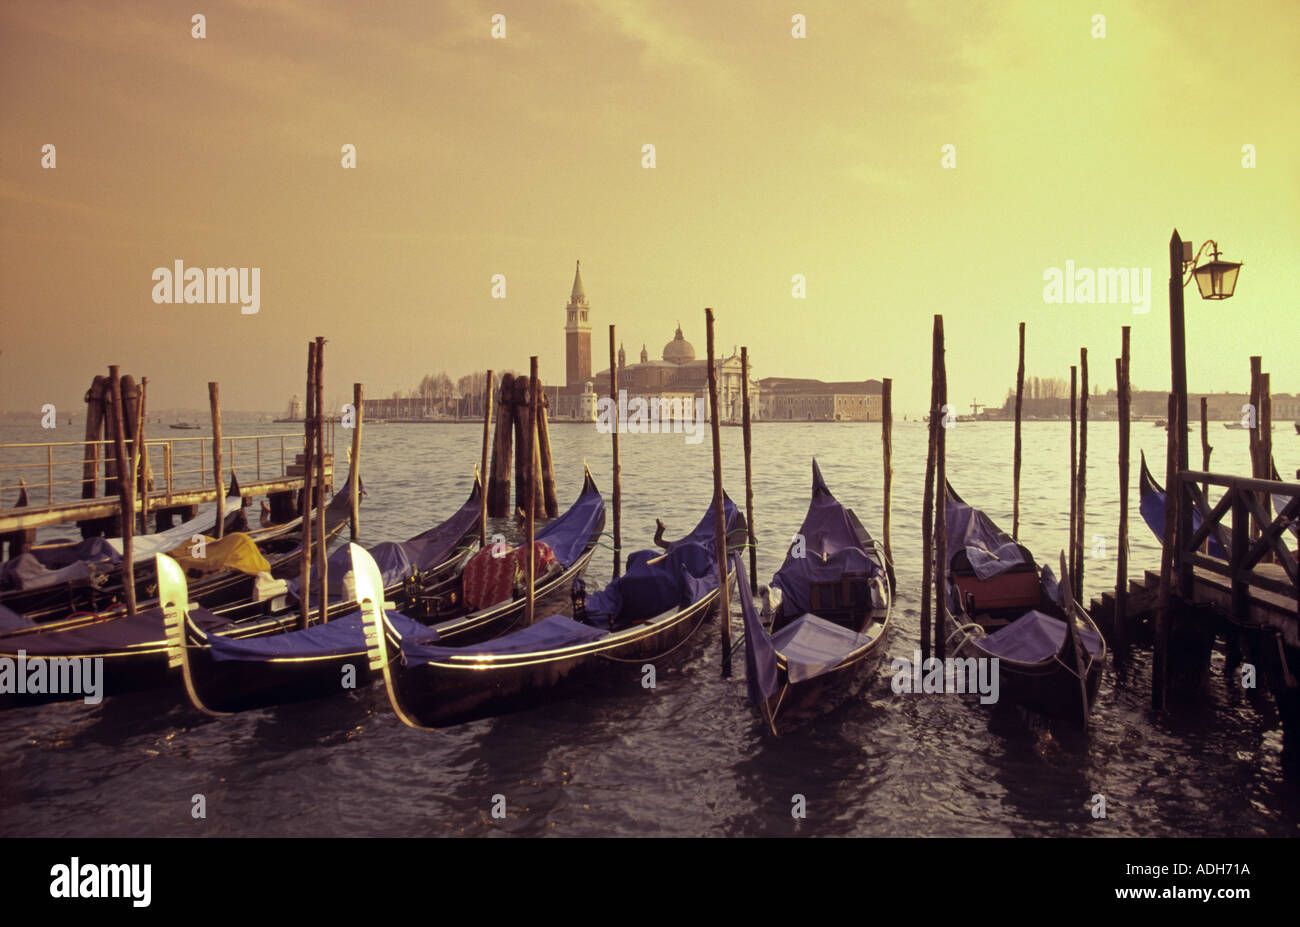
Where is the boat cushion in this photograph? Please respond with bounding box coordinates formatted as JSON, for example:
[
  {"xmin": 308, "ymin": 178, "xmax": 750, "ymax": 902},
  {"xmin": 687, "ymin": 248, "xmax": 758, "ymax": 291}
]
[
  {"xmin": 772, "ymin": 613, "xmax": 875, "ymax": 683},
  {"xmin": 399, "ymin": 614, "xmax": 609, "ymax": 666},
  {"xmin": 462, "ymin": 542, "xmax": 559, "ymax": 610},
  {"xmin": 976, "ymin": 609, "xmax": 1104, "ymax": 664}
]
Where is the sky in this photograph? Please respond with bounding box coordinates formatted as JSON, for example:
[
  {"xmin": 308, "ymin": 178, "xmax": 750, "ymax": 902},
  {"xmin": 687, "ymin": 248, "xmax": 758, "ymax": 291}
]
[{"xmin": 1, "ymin": 0, "xmax": 1297, "ymax": 418}]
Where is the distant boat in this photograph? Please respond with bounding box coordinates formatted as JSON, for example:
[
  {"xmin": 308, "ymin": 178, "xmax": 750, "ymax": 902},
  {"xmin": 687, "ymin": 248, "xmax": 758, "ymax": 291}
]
[{"xmin": 170, "ymin": 422, "xmax": 201, "ymax": 430}]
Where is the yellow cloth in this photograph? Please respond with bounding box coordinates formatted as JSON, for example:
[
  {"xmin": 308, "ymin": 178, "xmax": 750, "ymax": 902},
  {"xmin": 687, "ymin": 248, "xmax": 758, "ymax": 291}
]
[{"xmin": 165, "ymin": 532, "xmax": 271, "ymax": 577}]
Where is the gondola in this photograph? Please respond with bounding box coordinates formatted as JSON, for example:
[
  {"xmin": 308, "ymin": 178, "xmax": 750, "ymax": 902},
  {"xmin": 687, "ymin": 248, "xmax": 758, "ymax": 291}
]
[
  {"xmin": 737, "ymin": 460, "xmax": 892, "ymax": 733},
  {"xmin": 943, "ymin": 483, "xmax": 1105, "ymax": 727},
  {"xmin": 1137, "ymin": 451, "xmax": 1230, "ymax": 558},
  {"xmin": 158, "ymin": 471, "xmax": 604, "ymax": 715},
  {"xmin": 0, "ymin": 477, "xmax": 479, "ymax": 711},
  {"xmin": 356, "ymin": 494, "xmax": 744, "ymax": 729}
]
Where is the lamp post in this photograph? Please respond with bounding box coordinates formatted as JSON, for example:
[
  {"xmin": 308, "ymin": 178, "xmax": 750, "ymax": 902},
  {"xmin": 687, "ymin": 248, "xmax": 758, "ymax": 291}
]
[{"xmin": 1167, "ymin": 229, "xmax": 1242, "ymax": 597}]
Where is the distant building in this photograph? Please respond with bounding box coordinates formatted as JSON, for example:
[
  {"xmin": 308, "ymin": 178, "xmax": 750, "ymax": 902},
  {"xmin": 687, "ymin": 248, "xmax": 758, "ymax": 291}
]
[
  {"xmin": 551, "ymin": 262, "xmax": 747, "ymax": 422},
  {"xmin": 590, "ymin": 325, "xmax": 746, "ymax": 423},
  {"xmin": 758, "ymin": 378, "xmax": 883, "ymax": 421},
  {"xmin": 996, "ymin": 389, "xmax": 1300, "ymax": 423}
]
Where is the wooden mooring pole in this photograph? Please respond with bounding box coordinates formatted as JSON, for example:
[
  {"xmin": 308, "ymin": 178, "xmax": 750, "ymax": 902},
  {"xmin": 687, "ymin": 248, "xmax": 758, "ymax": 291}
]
[
  {"xmin": 314, "ymin": 337, "xmax": 327, "ymax": 623},
  {"xmin": 1154, "ymin": 392, "xmax": 1179, "ymax": 710},
  {"xmin": 1114, "ymin": 326, "xmax": 1131, "ymax": 666},
  {"xmin": 706, "ymin": 308, "xmax": 732, "ymax": 678},
  {"xmin": 741, "ymin": 347, "xmax": 757, "ymax": 595},
  {"xmin": 350, "ymin": 382, "xmax": 364, "ymax": 540},
  {"xmin": 299, "ymin": 341, "xmax": 317, "ymax": 630},
  {"xmin": 525, "ymin": 357, "xmax": 539, "ymax": 626},
  {"xmin": 537, "ymin": 387, "xmax": 558, "ymax": 518},
  {"xmin": 1077, "ymin": 348, "xmax": 1088, "ymax": 604},
  {"xmin": 107, "ymin": 366, "xmax": 136, "ymax": 618},
  {"xmin": 881, "ymin": 377, "xmax": 893, "ymax": 569},
  {"xmin": 1069, "ymin": 365, "xmax": 1077, "ymax": 595},
  {"xmin": 920, "ymin": 317, "xmax": 941, "ymax": 663},
  {"xmin": 137, "ymin": 378, "xmax": 150, "ymax": 535},
  {"xmin": 609, "ymin": 325, "xmax": 622, "ymax": 579},
  {"xmin": 1013, "ymin": 322, "xmax": 1025, "ymax": 540},
  {"xmin": 79, "ymin": 376, "xmax": 106, "ymax": 539},
  {"xmin": 487, "ymin": 373, "xmax": 514, "ymax": 519},
  {"xmin": 479, "ymin": 370, "xmax": 493, "ymax": 546},
  {"xmin": 934, "ymin": 317, "xmax": 948, "ymax": 661},
  {"xmin": 209, "ymin": 382, "xmax": 224, "ymax": 539},
  {"xmin": 1199, "ymin": 395, "xmax": 1211, "ymax": 520}
]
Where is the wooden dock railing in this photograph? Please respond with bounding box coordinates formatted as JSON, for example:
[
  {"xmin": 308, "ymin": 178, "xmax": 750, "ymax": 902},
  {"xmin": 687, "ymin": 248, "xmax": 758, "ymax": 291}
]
[{"xmin": 1178, "ymin": 470, "xmax": 1299, "ymax": 616}]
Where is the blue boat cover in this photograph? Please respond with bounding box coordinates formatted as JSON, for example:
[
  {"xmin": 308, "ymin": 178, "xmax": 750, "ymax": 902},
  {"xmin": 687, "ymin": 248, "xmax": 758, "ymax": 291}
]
[
  {"xmin": 0, "ymin": 603, "xmax": 33, "ymax": 632},
  {"xmin": 534, "ymin": 482, "xmax": 606, "ymax": 568},
  {"xmin": 662, "ymin": 494, "xmax": 742, "ymax": 553},
  {"xmin": 0, "ymin": 606, "xmax": 231, "ymax": 656},
  {"xmin": 945, "ymin": 487, "xmax": 1027, "ymax": 580},
  {"xmin": 207, "ymin": 609, "xmax": 439, "ymax": 662},
  {"xmin": 771, "ymin": 613, "xmax": 875, "ymax": 683},
  {"xmin": 400, "ymin": 614, "xmax": 609, "ymax": 666},
  {"xmin": 771, "ymin": 460, "xmax": 884, "ymax": 619},
  {"xmin": 976, "ymin": 609, "xmax": 1104, "ymax": 663},
  {"xmin": 1, "ymin": 554, "xmax": 100, "ymax": 593},
  {"xmin": 583, "ymin": 540, "xmax": 719, "ymax": 630},
  {"xmin": 289, "ymin": 489, "xmax": 482, "ymax": 603},
  {"xmin": 735, "ymin": 556, "xmax": 778, "ymax": 708}
]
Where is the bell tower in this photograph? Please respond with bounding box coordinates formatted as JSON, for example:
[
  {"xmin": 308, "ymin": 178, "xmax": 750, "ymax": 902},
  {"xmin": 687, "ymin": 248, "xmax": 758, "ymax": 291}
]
[{"xmin": 565, "ymin": 260, "xmax": 592, "ymax": 388}]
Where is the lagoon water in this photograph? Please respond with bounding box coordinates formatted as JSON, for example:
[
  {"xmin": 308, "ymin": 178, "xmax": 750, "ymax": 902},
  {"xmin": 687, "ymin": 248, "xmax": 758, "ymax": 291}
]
[{"xmin": 2, "ymin": 419, "xmax": 1297, "ymax": 836}]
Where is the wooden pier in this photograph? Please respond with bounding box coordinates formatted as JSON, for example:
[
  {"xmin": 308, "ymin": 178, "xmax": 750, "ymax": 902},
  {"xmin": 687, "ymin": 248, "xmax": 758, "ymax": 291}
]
[{"xmin": 1091, "ymin": 466, "xmax": 1299, "ymax": 704}]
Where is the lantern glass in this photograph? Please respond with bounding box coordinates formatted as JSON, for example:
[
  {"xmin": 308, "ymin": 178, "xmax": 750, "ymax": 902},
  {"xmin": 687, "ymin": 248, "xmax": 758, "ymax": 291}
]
[{"xmin": 1193, "ymin": 259, "xmax": 1242, "ymax": 300}]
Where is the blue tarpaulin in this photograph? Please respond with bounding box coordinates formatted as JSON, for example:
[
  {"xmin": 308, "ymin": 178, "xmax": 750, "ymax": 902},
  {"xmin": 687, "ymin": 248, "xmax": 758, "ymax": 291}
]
[
  {"xmin": 770, "ymin": 613, "xmax": 875, "ymax": 683},
  {"xmin": 534, "ymin": 483, "xmax": 606, "ymax": 568},
  {"xmin": 583, "ymin": 541, "xmax": 718, "ymax": 629},
  {"xmin": 977, "ymin": 609, "xmax": 1104, "ymax": 663},
  {"xmin": 770, "ymin": 460, "xmax": 884, "ymax": 619},
  {"xmin": 1, "ymin": 605, "xmax": 230, "ymax": 656},
  {"xmin": 735, "ymin": 556, "xmax": 778, "ymax": 706},
  {"xmin": 945, "ymin": 486, "xmax": 1028, "ymax": 580},
  {"xmin": 400, "ymin": 614, "xmax": 609, "ymax": 666},
  {"xmin": 207, "ymin": 609, "xmax": 439, "ymax": 662}
]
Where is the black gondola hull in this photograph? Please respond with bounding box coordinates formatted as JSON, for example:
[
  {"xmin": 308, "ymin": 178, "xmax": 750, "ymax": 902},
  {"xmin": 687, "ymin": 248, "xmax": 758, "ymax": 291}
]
[{"xmin": 390, "ymin": 576, "xmax": 724, "ymax": 728}]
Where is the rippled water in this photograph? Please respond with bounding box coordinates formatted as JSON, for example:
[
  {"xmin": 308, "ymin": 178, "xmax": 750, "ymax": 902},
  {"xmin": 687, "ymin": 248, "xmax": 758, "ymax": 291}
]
[{"xmin": 2, "ymin": 419, "xmax": 1298, "ymax": 836}]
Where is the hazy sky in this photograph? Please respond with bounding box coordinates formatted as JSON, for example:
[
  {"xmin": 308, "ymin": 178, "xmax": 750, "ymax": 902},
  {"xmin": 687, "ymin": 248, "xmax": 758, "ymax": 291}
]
[{"xmin": 2, "ymin": 0, "xmax": 1297, "ymax": 417}]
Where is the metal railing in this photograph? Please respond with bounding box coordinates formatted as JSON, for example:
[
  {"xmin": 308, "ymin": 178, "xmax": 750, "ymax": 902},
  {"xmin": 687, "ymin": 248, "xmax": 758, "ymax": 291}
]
[{"xmin": 0, "ymin": 429, "xmax": 335, "ymax": 510}]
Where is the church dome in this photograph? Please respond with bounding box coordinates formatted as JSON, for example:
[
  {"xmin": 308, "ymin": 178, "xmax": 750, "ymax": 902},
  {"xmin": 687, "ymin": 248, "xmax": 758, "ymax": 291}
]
[{"xmin": 662, "ymin": 324, "xmax": 695, "ymax": 364}]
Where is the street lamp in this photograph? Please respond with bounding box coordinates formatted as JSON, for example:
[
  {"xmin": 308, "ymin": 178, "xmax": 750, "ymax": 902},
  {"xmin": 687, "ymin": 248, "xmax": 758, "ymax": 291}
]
[{"xmin": 1185, "ymin": 239, "xmax": 1243, "ymax": 301}]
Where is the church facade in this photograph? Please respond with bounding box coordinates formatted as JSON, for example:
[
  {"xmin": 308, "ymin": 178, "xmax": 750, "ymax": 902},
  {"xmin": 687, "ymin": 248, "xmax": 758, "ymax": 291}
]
[{"xmin": 550, "ymin": 262, "xmax": 747, "ymax": 423}]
